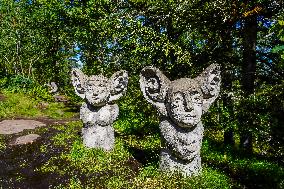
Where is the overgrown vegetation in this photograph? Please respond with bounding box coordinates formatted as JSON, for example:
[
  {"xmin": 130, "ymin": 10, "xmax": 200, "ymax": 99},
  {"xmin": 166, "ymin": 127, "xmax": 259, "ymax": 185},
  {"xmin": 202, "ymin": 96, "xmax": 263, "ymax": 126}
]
[
  {"xmin": 0, "ymin": 85, "xmax": 283, "ymax": 188},
  {"xmin": 1, "ymin": 0, "xmax": 284, "ymax": 188},
  {"xmin": 8, "ymin": 120, "xmax": 280, "ymax": 188},
  {"xmin": 35, "ymin": 121, "xmax": 233, "ymax": 188},
  {"xmin": 0, "ymin": 91, "xmax": 77, "ymax": 119},
  {"xmin": 1, "ymin": 0, "xmax": 283, "ymax": 155}
]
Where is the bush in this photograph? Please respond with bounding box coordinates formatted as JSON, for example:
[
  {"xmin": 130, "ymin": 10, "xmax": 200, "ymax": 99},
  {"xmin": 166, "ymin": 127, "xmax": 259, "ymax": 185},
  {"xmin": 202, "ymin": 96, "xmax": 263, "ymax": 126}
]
[{"xmin": 0, "ymin": 75, "xmax": 53, "ymax": 101}]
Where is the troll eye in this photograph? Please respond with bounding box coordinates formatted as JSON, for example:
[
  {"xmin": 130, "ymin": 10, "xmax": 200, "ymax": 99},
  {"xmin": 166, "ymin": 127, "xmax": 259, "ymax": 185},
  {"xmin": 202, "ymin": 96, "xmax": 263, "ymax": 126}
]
[
  {"xmin": 175, "ymin": 96, "xmax": 182, "ymax": 102},
  {"xmin": 190, "ymin": 91, "xmax": 199, "ymax": 95},
  {"xmin": 146, "ymin": 78, "xmax": 159, "ymax": 91},
  {"xmin": 193, "ymin": 96, "xmax": 201, "ymax": 101},
  {"xmin": 173, "ymin": 95, "xmax": 183, "ymax": 103},
  {"xmin": 171, "ymin": 103, "xmax": 178, "ymax": 108}
]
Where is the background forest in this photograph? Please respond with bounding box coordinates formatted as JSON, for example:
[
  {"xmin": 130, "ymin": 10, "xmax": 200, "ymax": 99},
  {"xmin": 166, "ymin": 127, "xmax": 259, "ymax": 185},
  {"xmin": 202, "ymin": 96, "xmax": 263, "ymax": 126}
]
[{"xmin": 0, "ymin": 0, "xmax": 284, "ymax": 188}]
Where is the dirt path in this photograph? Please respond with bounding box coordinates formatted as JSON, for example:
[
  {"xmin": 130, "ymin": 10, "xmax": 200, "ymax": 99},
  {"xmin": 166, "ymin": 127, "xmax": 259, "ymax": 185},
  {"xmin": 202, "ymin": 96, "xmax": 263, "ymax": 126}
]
[
  {"xmin": 0, "ymin": 117, "xmax": 80, "ymax": 188},
  {"xmin": 0, "ymin": 93, "xmax": 5, "ymax": 101},
  {"xmin": 0, "ymin": 117, "xmax": 79, "ymax": 127},
  {"xmin": 0, "ymin": 117, "xmax": 79, "ymax": 145}
]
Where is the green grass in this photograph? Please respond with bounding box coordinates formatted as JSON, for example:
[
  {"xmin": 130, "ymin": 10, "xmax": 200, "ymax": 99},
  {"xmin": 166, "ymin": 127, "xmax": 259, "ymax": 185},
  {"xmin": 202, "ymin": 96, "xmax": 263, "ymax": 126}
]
[
  {"xmin": 0, "ymin": 135, "xmax": 5, "ymax": 152},
  {"xmin": 0, "ymin": 91, "xmax": 283, "ymax": 188},
  {"xmin": 33, "ymin": 121, "xmax": 233, "ymax": 188},
  {"xmin": 201, "ymin": 138, "xmax": 284, "ymax": 188},
  {"xmin": 32, "ymin": 119, "xmax": 284, "ymax": 188},
  {"xmin": 0, "ymin": 91, "xmax": 77, "ymax": 119}
]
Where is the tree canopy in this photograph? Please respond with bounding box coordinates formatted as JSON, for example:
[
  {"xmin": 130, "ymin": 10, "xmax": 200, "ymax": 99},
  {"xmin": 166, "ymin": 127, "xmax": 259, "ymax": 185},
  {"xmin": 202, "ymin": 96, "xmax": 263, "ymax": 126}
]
[{"xmin": 0, "ymin": 0, "xmax": 284, "ymax": 156}]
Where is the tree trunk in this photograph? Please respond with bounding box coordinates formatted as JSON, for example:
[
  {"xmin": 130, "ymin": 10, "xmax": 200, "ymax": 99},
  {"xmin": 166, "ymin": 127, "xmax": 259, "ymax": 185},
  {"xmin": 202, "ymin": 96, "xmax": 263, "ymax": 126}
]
[
  {"xmin": 240, "ymin": 15, "xmax": 257, "ymax": 153},
  {"xmin": 224, "ymin": 129, "xmax": 235, "ymax": 145},
  {"xmin": 222, "ymin": 69, "xmax": 235, "ymax": 146},
  {"xmin": 223, "ymin": 92, "xmax": 235, "ymax": 146},
  {"xmin": 219, "ymin": 22, "xmax": 235, "ymax": 147}
]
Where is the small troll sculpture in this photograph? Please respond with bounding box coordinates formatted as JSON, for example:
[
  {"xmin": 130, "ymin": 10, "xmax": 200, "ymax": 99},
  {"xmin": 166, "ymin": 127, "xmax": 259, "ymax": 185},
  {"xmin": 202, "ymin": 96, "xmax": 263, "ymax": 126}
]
[
  {"xmin": 71, "ymin": 69, "xmax": 128, "ymax": 150},
  {"xmin": 140, "ymin": 64, "xmax": 221, "ymax": 176}
]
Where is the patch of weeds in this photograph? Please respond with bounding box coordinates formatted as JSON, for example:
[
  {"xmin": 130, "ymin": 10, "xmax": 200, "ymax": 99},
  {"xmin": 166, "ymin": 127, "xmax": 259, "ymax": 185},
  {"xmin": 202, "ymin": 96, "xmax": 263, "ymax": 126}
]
[
  {"xmin": 122, "ymin": 134, "xmax": 160, "ymax": 165},
  {"xmin": 202, "ymin": 139, "xmax": 229, "ymax": 164},
  {"xmin": 106, "ymin": 175, "xmax": 131, "ymax": 189},
  {"xmin": 202, "ymin": 138, "xmax": 284, "ymax": 188},
  {"xmin": 66, "ymin": 176, "xmax": 84, "ymax": 189},
  {"xmin": 124, "ymin": 134, "xmax": 161, "ymax": 150},
  {"xmin": 198, "ymin": 167, "xmax": 233, "ymax": 188},
  {"xmin": 37, "ymin": 120, "xmax": 234, "ymax": 188},
  {"xmin": 0, "ymin": 92, "xmax": 41, "ymax": 118},
  {"xmin": 136, "ymin": 163, "xmax": 159, "ymax": 179},
  {"xmin": 131, "ymin": 165, "xmax": 232, "ymax": 189},
  {"xmin": 229, "ymin": 159, "xmax": 284, "ymax": 188},
  {"xmin": 38, "ymin": 121, "xmax": 138, "ymax": 188},
  {"xmin": 0, "ymin": 91, "xmax": 77, "ymax": 119},
  {"xmin": 42, "ymin": 103, "xmax": 77, "ymax": 119},
  {"xmin": 29, "ymin": 118, "xmax": 282, "ymax": 188},
  {"xmin": 0, "ymin": 135, "xmax": 6, "ymax": 152},
  {"xmin": 51, "ymin": 121, "xmax": 82, "ymax": 147},
  {"xmin": 114, "ymin": 116, "xmax": 159, "ymax": 136},
  {"xmin": 40, "ymin": 145, "xmax": 48, "ymax": 153},
  {"xmin": 40, "ymin": 138, "xmax": 136, "ymax": 188}
]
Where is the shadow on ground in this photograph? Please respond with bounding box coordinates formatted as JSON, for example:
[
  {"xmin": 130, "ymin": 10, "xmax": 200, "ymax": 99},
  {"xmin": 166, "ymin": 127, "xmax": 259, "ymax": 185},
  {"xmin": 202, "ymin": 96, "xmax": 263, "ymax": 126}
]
[
  {"xmin": 0, "ymin": 127, "xmax": 68, "ymax": 188},
  {"xmin": 202, "ymin": 137, "xmax": 284, "ymax": 189}
]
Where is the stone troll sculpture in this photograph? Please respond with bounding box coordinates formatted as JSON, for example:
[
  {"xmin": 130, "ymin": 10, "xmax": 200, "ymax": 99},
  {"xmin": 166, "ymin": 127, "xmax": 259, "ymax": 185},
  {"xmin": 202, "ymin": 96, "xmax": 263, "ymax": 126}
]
[
  {"xmin": 140, "ymin": 64, "xmax": 221, "ymax": 176},
  {"xmin": 71, "ymin": 69, "xmax": 128, "ymax": 151}
]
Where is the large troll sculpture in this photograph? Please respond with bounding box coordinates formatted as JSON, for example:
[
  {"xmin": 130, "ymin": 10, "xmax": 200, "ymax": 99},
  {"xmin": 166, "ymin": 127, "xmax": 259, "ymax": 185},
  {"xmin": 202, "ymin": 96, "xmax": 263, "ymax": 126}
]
[
  {"xmin": 71, "ymin": 69, "xmax": 128, "ymax": 150},
  {"xmin": 140, "ymin": 64, "xmax": 221, "ymax": 176}
]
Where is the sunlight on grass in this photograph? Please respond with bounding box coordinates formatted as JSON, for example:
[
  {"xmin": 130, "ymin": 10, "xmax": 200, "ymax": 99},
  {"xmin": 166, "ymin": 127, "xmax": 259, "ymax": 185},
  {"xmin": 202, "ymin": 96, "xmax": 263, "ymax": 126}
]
[
  {"xmin": 0, "ymin": 135, "xmax": 6, "ymax": 152},
  {"xmin": 130, "ymin": 166, "xmax": 232, "ymax": 189},
  {"xmin": 36, "ymin": 120, "xmax": 284, "ymax": 188},
  {"xmin": 37, "ymin": 121, "xmax": 234, "ymax": 188},
  {"xmin": 0, "ymin": 91, "xmax": 77, "ymax": 119},
  {"xmin": 0, "ymin": 92, "xmax": 41, "ymax": 118}
]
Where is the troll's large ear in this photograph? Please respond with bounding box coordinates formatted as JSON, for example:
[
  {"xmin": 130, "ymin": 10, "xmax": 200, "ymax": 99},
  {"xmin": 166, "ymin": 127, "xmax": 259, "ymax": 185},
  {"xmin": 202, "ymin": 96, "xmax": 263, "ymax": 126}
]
[
  {"xmin": 71, "ymin": 68, "xmax": 87, "ymax": 99},
  {"xmin": 199, "ymin": 64, "xmax": 221, "ymax": 112},
  {"xmin": 140, "ymin": 66, "xmax": 170, "ymax": 116},
  {"xmin": 109, "ymin": 70, "xmax": 128, "ymax": 102}
]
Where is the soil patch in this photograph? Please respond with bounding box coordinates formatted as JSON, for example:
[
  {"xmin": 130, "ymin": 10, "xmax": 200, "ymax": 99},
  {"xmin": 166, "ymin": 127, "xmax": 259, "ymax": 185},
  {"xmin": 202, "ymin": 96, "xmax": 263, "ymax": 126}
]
[
  {"xmin": 0, "ymin": 93, "xmax": 5, "ymax": 101},
  {"xmin": 0, "ymin": 117, "xmax": 79, "ymax": 133},
  {"xmin": 0, "ymin": 127, "xmax": 69, "ymax": 188},
  {"xmin": 29, "ymin": 117, "xmax": 79, "ymax": 126}
]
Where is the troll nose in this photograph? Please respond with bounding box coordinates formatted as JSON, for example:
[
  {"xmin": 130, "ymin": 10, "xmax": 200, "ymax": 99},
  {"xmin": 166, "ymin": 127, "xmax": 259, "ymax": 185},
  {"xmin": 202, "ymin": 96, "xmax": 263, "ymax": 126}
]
[
  {"xmin": 184, "ymin": 103, "xmax": 194, "ymax": 112},
  {"xmin": 92, "ymin": 92, "xmax": 99, "ymax": 97},
  {"xmin": 183, "ymin": 96, "xmax": 194, "ymax": 112}
]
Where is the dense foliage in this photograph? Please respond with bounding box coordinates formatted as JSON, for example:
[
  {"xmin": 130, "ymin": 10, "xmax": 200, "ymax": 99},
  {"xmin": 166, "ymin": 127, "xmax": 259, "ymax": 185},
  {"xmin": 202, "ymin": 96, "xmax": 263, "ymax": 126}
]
[{"xmin": 0, "ymin": 0, "xmax": 284, "ymax": 187}]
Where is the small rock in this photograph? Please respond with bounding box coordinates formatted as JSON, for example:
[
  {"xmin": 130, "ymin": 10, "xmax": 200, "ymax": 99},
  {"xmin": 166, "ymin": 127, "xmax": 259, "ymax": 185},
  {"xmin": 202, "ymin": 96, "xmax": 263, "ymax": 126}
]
[
  {"xmin": 0, "ymin": 94, "xmax": 5, "ymax": 101},
  {"xmin": 0, "ymin": 120, "xmax": 46, "ymax": 135},
  {"xmin": 37, "ymin": 102, "xmax": 49, "ymax": 110},
  {"xmin": 12, "ymin": 134, "xmax": 40, "ymax": 145},
  {"xmin": 54, "ymin": 95, "xmax": 68, "ymax": 103}
]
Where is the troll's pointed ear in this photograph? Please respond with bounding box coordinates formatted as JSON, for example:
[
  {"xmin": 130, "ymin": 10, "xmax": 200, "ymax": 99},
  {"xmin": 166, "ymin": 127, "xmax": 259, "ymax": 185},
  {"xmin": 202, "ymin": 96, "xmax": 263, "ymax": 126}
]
[
  {"xmin": 71, "ymin": 68, "xmax": 87, "ymax": 99},
  {"xmin": 140, "ymin": 66, "xmax": 170, "ymax": 116},
  {"xmin": 200, "ymin": 64, "xmax": 221, "ymax": 112},
  {"xmin": 109, "ymin": 70, "xmax": 128, "ymax": 102}
]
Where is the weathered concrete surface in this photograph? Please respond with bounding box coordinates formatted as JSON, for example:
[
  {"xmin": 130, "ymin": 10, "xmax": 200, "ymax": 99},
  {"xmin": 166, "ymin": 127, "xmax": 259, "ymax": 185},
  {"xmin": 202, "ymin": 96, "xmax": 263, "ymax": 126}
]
[
  {"xmin": 0, "ymin": 120, "xmax": 46, "ymax": 135},
  {"xmin": 71, "ymin": 69, "xmax": 128, "ymax": 150},
  {"xmin": 11, "ymin": 134, "xmax": 41, "ymax": 145},
  {"xmin": 140, "ymin": 64, "xmax": 221, "ymax": 176}
]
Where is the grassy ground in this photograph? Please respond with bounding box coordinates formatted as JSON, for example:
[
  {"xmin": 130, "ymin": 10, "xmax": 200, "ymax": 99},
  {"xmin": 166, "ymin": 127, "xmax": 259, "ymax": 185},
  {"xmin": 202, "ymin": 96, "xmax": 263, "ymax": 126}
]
[
  {"xmin": 0, "ymin": 92, "xmax": 283, "ymax": 188},
  {"xmin": 0, "ymin": 91, "xmax": 78, "ymax": 119},
  {"xmin": 35, "ymin": 122, "xmax": 283, "ymax": 189}
]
